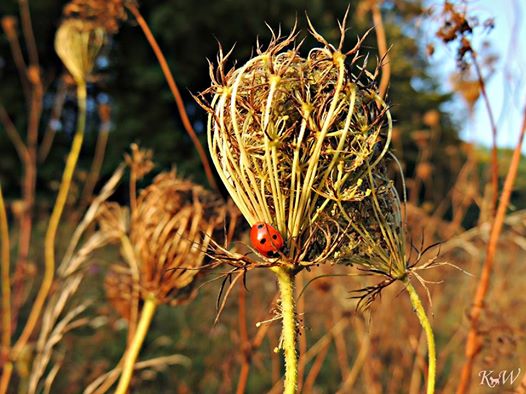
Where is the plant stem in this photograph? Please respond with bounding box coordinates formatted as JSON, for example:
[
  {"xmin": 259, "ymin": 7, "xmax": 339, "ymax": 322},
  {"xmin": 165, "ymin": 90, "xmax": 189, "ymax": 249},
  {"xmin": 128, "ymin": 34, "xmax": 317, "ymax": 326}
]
[
  {"xmin": 11, "ymin": 82, "xmax": 87, "ymax": 359},
  {"xmin": 0, "ymin": 186, "xmax": 12, "ymax": 394},
  {"xmin": 456, "ymin": 105, "xmax": 526, "ymax": 394},
  {"xmin": 272, "ymin": 267, "xmax": 297, "ymax": 394},
  {"xmin": 115, "ymin": 295, "xmax": 157, "ymax": 394},
  {"xmin": 405, "ymin": 281, "xmax": 436, "ymax": 394},
  {"xmin": 126, "ymin": 3, "xmax": 218, "ymax": 192}
]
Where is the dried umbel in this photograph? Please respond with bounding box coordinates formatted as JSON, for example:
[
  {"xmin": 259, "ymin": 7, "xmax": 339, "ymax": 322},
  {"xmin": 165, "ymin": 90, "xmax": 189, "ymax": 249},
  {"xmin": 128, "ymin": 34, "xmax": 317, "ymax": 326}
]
[
  {"xmin": 334, "ymin": 169, "xmax": 408, "ymax": 302},
  {"xmin": 63, "ymin": 0, "xmax": 127, "ymax": 34},
  {"xmin": 54, "ymin": 18, "xmax": 106, "ymax": 85},
  {"xmin": 127, "ymin": 171, "xmax": 225, "ymax": 304},
  {"xmin": 199, "ymin": 23, "xmax": 392, "ymax": 268}
]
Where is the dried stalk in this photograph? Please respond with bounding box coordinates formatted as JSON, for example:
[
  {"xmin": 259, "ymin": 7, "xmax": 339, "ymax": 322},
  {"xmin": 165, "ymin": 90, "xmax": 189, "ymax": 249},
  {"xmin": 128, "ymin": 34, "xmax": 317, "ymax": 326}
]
[
  {"xmin": 126, "ymin": 3, "xmax": 218, "ymax": 191},
  {"xmin": 0, "ymin": 186, "xmax": 12, "ymax": 394},
  {"xmin": 114, "ymin": 295, "xmax": 157, "ymax": 394},
  {"xmin": 371, "ymin": 0, "xmax": 390, "ymax": 99},
  {"xmin": 456, "ymin": 105, "xmax": 526, "ymax": 394}
]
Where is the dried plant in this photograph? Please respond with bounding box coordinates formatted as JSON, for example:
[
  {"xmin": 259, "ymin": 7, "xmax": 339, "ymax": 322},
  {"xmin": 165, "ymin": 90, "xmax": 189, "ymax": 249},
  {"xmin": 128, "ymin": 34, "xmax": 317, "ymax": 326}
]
[
  {"xmin": 54, "ymin": 19, "xmax": 106, "ymax": 86},
  {"xmin": 131, "ymin": 172, "xmax": 224, "ymax": 302},
  {"xmin": 198, "ymin": 14, "xmax": 393, "ymax": 393},
  {"xmin": 93, "ymin": 148, "xmax": 226, "ymax": 394},
  {"xmin": 63, "ymin": 0, "xmax": 127, "ymax": 34},
  {"xmin": 26, "ymin": 165, "xmax": 125, "ymax": 394}
]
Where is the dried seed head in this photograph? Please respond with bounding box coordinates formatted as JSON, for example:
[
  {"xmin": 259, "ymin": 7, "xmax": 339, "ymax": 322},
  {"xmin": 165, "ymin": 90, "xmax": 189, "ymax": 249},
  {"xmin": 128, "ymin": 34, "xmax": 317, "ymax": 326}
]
[
  {"xmin": 105, "ymin": 264, "xmax": 134, "ymax": 320},
  {"xmin": 130, "ymin": 171, "xmax": 226, "ymax": 303},
  {"xmin": 200, "ymin": 22, "xmax": 392, "ymax": 266},
  {"xmin": 54, "ymin": 18, "xmax": 106, "ymax": 85},
  {"xmin": 63, "ymin": 0, "xmax": 127, "ymax": 34},
  {"xmin": 124, "ymin": 143, "xmax": 155, "ymax": 181}
]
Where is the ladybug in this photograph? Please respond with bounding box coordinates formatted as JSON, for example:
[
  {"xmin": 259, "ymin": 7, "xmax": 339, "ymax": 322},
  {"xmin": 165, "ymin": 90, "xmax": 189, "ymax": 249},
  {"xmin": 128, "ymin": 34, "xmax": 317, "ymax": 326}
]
[{"xmin": 250, "ymin": 222, "xmax": 284, "ymax": 257}]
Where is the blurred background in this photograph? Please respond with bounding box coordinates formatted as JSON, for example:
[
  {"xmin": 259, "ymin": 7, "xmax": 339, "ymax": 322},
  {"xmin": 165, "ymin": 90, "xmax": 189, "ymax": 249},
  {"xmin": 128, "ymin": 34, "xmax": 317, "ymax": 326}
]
[{"xmin": 0, "ymin": 0, "xmax": 525, "ymax": 393}]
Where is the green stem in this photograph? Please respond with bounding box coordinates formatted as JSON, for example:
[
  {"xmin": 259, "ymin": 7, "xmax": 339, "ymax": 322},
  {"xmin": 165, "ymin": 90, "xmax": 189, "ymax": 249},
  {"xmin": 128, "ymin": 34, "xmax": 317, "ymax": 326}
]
[
  {"xmin": 273, "ymin": 267, "xmax": 297, "ymax": 394},
  {"xmin": 115, "ymin": 295, "xmax": 157, "ymax": 394},
  {"xmin": 11, "ymin": 82, "xmax": 87, "ymax": 361},
  {"xmin": 405, "ymin": 280, "xmax": 436, "ymax": 394}
]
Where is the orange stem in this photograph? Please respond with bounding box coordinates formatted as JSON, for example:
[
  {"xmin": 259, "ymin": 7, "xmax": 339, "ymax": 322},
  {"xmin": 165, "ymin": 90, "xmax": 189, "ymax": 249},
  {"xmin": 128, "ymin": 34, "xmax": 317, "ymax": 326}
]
[
  {"xmin": 456, "ymin": 105, "xmax": 526, "ymax": 394},
  {"xmin": 127, "ymin": 4, "xmax": 218, "ymax": 192}
]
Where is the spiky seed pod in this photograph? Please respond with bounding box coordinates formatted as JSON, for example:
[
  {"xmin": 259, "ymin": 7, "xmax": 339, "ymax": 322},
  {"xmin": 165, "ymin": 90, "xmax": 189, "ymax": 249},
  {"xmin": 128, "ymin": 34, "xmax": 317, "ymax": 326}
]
[
  {"xmin": 54, "ymin": 18, "xmax": 106, "ymax": 85},
  {"xmin": 130, "ymin": 171, "xmax": 225, "ymax": 304},
  {"xmin": 333, "ymin": 166, "xmax": 416, "ymax": 308},
  {"xmin": 200, "ymin": 25, "xmax": 392, "ymax": 267}
]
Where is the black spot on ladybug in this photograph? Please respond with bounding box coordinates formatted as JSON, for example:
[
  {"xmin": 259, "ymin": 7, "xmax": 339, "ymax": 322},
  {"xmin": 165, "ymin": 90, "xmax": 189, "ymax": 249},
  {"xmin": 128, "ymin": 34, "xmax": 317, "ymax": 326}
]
[
  {"xmin": 272, "ymin": 234, "xmax": 278, "ymax": 240},
  {"xmin": 260, "ymin": 238, "xmax": 267, "ymax": 244},
  {"xmin": 258, "ymin": 224, "xmax": 264, "ymax": 229}
]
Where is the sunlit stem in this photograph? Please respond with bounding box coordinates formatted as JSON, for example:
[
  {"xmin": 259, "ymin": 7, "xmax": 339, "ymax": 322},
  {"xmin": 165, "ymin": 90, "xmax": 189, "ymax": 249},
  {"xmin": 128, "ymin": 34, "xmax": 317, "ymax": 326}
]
[
  {"xmin": 11, "ymin": 82, "xmax": 87, "ymax": 361},
  {"xmin": 115, "ymin": 295, "xmax": 157, "ymax": 394},
  {"xmin": 272, "ymin": 266, "xmax": 298, "ymax": 394},
  {"xmin": 405, "ymin": 280, "xmax": 436, "ymax": 394}
]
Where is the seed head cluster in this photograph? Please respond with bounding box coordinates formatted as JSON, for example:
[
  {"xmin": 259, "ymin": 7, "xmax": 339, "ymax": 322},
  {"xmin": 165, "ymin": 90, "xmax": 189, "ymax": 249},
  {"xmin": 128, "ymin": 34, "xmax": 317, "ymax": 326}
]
[{"xmin": 199, "ymin": 21, "xmax": 392, "ymax": 268}]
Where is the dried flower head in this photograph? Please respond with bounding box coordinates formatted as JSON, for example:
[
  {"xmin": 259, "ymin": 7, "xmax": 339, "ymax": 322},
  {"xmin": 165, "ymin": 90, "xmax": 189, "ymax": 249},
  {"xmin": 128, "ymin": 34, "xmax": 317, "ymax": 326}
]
[
  {"xmin": 63, "ymin": 0, "xmax": 127, "ymax": 34},
  {"xmin": 333, "ymin": 165, "xmax": 441, "ymax": 309},
  {"xmin": 124, "ymin": 143, "xmax": 155, "ymax": 181},
  {"xmin": 54, "ymin": 18, "xmax": 106, "ymax": 85},
  {"xmin": 132, "ymin": 171, "xmax": 226, "ymax": 303},
  {"xmin": 199, "ymin": 19, "xmax": 392, "ymax": 269},
  {"xmin": 100, "ymin": 170, "xmax": 226, "ymax": 309}
]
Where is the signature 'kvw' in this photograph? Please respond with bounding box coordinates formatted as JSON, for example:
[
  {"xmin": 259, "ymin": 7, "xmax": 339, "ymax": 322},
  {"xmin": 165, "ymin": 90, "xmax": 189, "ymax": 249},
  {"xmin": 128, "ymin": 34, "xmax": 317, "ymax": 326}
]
[{"xmin": 479, "ymin": 368, "xmax": 521, "ymax": 388}]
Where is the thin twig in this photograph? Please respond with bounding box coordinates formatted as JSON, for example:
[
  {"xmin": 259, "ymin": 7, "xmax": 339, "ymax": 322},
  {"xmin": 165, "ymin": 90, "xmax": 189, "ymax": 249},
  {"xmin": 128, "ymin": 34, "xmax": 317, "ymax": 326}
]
[
  {"xmin": 235, "ymin": 286, "xmax": 250, "ymax": 394},
  {"xmin": 471, "ymin": 53, "xmax": 499, "ymax": 215},
  {"xmin": 18, "ymin": 0, "xmax": 39, "ymax": 67},
  {"xmin": 0, "ymin": 186, "xmax": 12, "ymax": 394},
  {"xmin": 1, "ymin": 17, "xmax": 31, "ymax": 101},
  {"xmin": 126, "ymin": 3, "xmax": 218, "ymax": 191},
  {"xmin": 0, "ymin": 104, "xmax": 29, "ymax": 164},
  {"xmin": 371, "ymin": 0, "xmax": 391, "ymax": 99}
]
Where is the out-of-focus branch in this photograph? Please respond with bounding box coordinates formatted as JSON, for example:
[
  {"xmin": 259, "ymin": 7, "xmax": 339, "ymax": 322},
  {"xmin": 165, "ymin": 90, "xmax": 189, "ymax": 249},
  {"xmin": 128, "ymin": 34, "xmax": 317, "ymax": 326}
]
[
  {"xmin": 38, "ymin": 76, "xmax": 68, "ymax": 163},
  {"xmin": 1, "ymin": 17, "xmax": 31, "ymax": 101},
  {"xmin": 371, "ymin": 0, "xmax": 391, "ymax": 99},
  {"xmin": 126, "ymin": 3, "xmax": 218, "ymax": 192},
  {"xmin": 18, "ymin": 0, "xmax": 39, "ymax": 67},
  {"xmin": 0, "ymin": 104, "xmax": 29, "ymax": 164},
  {"xmin": 471, "ymin": 53, "xmax": 499, "ymax": 216},
  {"xmin": 0, "ymin": 186, "xmax": 12, "ymax": 394},
  {"xmin": 80, "ymin": 103, "xmax": 112, "ymax": 210}
]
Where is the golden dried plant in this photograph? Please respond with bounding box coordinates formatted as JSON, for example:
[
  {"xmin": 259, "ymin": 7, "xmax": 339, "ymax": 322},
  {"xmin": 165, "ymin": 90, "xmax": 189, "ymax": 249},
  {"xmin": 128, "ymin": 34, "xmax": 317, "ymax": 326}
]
[
  {"xmin": 130, "ymin": 171, "xmax": 226, "ymax": 304},
  {"xmin": 54, "ymin": 19, "xmax": 106, "ymax": 85},
  {"xmin": 63, "ymin": 0, "xmax": 128, "ymax": 34},
  {"xmin": 198, "ymin": 20, "xmax": 392, "ymax": 270}
]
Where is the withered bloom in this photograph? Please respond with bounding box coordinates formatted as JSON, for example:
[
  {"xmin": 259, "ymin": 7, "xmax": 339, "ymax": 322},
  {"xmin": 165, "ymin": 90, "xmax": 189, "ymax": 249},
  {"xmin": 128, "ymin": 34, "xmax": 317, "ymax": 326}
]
[
  {"xmin": 131, "ymin": 171, "xmax": 225, "ymax": 304},
  {"xmin": 63, "ymin": 0, "xmax": 127, "ymax": 34},
  {"xmin": 198, "ymin": 21, "xmax": 392, "ymax": 269},
  {"xmin": 54, "ymin": 19, "xmax": 106, "ymax": 86},
  {"xmin": 100, "ymin": 170, "xmax": 226, "ymax": 311}
]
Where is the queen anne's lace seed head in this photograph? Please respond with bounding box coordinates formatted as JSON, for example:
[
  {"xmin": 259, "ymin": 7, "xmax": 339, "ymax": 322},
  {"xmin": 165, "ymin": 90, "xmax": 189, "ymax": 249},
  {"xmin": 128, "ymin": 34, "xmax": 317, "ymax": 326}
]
[{"xmin": 198, "ymin": 20, "xmax": 392, "ymax": 268}]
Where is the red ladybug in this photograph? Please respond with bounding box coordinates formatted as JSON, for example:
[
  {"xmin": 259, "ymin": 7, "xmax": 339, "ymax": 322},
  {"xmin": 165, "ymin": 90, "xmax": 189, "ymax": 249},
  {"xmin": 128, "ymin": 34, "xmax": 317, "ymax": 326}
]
[{"xmin": 250, "ymin": 222, "xmax": 284, "ymax": 257}]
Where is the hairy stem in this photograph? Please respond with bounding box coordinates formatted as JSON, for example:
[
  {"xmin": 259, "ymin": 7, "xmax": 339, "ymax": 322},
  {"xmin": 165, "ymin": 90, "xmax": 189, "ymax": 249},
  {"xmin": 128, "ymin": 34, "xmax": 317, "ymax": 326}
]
[
  {"xmin": 405, "ymin": 281, "xmax": 436, "ymax": 394},
  {"xmin": 273, "ymin": 267, "xmax": 297, "ymax": 394},
  {"xmin": 115, "ymin": 296, "xmax": 157, "ymax": 394},
  {"xmin": 11, "ymin": 82, "xmax": 87, "ymax": 359}
]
